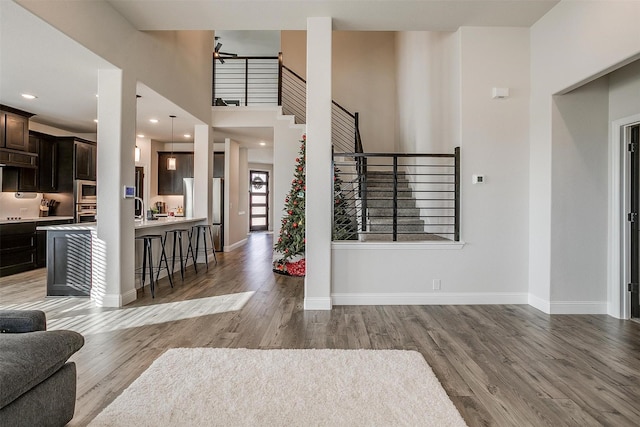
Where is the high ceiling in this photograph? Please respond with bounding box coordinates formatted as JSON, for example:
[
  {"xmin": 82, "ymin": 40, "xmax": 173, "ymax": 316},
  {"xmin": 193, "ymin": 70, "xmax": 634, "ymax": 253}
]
[
  {"xmin": 1, "ymin": 0, "xmax": 560, "ymax": 151},
  {"xmin": 107, "ymin": 0, "xmax": 559, "ymax": 31}
]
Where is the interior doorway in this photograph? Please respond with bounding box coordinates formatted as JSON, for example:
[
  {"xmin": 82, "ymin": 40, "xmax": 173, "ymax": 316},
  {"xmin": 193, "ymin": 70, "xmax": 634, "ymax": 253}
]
[
  {"xmin": 249, "ymin": 170, "xmax": 269, "ymax": 231},
  {"xmin": 628, "ymin": 124, "xmax": 640, "ymax": 318}
]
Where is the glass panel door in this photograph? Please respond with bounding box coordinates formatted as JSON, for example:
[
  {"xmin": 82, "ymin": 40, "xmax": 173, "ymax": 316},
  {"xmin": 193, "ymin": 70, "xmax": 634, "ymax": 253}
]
[{"xmin": 250, "ymin": 170, "xmax": 269, "ymax": 231}]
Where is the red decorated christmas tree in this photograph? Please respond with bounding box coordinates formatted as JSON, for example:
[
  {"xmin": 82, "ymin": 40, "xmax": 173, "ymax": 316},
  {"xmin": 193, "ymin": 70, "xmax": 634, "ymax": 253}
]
[{"xmin": 273, "ymin": 135, "xmax": 306, "ymax": 276}]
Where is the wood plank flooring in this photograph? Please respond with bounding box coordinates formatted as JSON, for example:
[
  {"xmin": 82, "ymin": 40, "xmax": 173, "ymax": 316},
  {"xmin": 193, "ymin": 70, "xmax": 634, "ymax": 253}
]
[{"xmin": 1, "ymin": 232, "xmax": 640, "ymax": 426}]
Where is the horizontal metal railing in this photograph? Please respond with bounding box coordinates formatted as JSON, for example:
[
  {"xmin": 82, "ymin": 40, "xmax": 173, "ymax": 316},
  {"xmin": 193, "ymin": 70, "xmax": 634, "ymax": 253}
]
[
  {"xmin": 213, "ymin": 55, "xmax": 280, "ymax": 106},
  {"xmin": 333, "ymin": 148, "xmax": 460, "ymax": 242}
]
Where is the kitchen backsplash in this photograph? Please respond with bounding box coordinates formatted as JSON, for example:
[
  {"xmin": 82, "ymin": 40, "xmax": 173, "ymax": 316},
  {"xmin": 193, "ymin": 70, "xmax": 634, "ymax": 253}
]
[{"xmin": 0, "ymin": 191, "xmax": 44, "ymax": 219}]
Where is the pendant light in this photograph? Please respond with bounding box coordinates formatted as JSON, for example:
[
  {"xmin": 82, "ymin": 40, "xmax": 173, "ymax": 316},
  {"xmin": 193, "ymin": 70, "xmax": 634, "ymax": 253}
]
[{"xmin": 167, "ymin": 115, "xmax": 177, "ymax": 170}]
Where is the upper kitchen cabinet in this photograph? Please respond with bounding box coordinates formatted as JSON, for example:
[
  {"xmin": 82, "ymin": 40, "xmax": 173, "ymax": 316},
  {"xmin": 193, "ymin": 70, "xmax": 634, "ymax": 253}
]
[
  {"xmin": 158, "ymin": 152, "xmax": 194, "ymax": 195},
  {"xmin": 0, "ymin": 105, "xmax": 34, "ymax": 152},
  {"xmin": 74, "ymin": 139, "xmax": 97, "ymax": 181},
  {"xmin": 32, "ymin": 131, "xmax": 59, "ymax": 192}
]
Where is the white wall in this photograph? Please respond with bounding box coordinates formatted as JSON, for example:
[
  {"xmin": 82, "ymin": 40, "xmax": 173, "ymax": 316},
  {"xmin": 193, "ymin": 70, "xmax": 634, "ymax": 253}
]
[
  {"xmin": 333, "ymin": 27, "xmax": 530, "ymax": 304},
  {"xmin": 550, "ymin": 78, "xmax": 609, "ymax": 307},
  {"xmin": 281, "ymin": 30, "xmax": 397, "ymax": 152},
  {"xmin": 17, "ymin": 0, "xmax": 213, "ymax": 124},
  {"xmin": 224, "ymin": 139, "xmax": 243, "ymax": 249},
  {"xmin": 395, "ymin": 31, "xmax": 460, "ymax": 153},
  {"xmin": 529, "ymin": 0, "xmax": 640, "ymax": 313},
  {"xmin": 609, "ymin": 60, "xmax": 640, "ymax": 123}
]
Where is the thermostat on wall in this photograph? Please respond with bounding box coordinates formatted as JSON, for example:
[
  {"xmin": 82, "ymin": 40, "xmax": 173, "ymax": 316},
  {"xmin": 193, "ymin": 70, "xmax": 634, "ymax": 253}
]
[
  {"xmin": 123, "ymin": 185, "xmax": 136, "ymax": 198},
  {"xmin": 472, "ymin": 175, "xmax": 485, "ymax": 184}
]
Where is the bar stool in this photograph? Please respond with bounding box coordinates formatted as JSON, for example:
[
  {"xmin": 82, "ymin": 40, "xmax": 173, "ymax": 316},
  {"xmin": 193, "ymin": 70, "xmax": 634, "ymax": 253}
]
[
  {"xmin": 135, "ymin": 234, "xmax": 173, "ymax": 298},
  {"xmin": 158, "ymin": 228, "xmax": 196, "ymax": 281},
  {"xmin": 191, "ymin": 224, "xmax": 218, "ymax": 271}
]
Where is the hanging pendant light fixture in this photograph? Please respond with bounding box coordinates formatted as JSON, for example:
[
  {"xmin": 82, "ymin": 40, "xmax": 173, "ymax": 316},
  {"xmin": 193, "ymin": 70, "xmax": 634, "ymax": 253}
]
[{"xmin": 167, "ymin": 115, "xmax": 177, "ymax": 170}]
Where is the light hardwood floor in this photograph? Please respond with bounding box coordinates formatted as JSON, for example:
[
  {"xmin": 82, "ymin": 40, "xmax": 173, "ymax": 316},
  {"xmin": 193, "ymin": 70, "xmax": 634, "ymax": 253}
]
[{"xmin": 1, "ymin": 232, "xmax": 640, "ymax": 426}]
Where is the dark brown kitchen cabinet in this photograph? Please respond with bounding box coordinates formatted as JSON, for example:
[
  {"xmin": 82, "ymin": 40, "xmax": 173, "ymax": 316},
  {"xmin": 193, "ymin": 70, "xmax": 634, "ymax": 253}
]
[
  {"xmin": 0, "ymin": 105, "xmax": 34, "ymax": 152},
  {"xmin": 32, "ymin": 132, "xmax": 58, "ymax": 192},
  {"xmin": 0, "ymin": 222, "xmax": 37, "ymax": 277},
  {"xmin": 158, "ymin": 152, "xmax": 194, "ymax": 195},
  {"xmin": 1, "ymin": 163, "xmax": 38, "ymax": 192},
  {"xmin": 75, "ymin": 140, "xmax": 97, "ymax": 181},
  {"xmin": 36, "ymin": 219, "xmax": 73, "ymax": 268}
]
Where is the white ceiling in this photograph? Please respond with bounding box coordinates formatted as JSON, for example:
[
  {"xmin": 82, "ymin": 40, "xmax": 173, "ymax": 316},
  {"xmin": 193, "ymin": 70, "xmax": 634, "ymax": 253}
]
[
  {"xmin": 1, "ymin": 0, "xmax": 559, "ymax": 151},
  {"xmin": 107, "ymin": 0, "xmax": 559, "ymax": 31}
]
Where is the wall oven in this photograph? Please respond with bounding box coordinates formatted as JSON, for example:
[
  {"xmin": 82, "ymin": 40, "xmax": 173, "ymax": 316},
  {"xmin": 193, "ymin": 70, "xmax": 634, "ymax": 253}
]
[
  {"xmin": 76, "ymin": 203, "xmax": 97, "ymax": 223},
  {"xmin": 76, "ymin": 180, "xmax": 97, "ymax": 203}
]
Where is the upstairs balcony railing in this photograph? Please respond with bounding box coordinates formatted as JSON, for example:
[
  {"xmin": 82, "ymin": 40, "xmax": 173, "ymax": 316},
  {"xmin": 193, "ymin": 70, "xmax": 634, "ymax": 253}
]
[{"xmin": 213, "ymin": 54, "xmax": 362, "ymax": 154}]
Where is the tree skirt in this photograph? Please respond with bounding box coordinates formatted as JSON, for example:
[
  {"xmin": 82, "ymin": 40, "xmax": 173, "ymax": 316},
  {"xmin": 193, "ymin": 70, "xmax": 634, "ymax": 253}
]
[{"xmin": 273, "ymin": 258, "xmax": 306, "ymax": 276}]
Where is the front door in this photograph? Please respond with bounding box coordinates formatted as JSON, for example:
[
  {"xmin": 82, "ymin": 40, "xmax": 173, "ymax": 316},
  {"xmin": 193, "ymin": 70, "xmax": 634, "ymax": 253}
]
[
  {"xmin": 249, "ymin": 170, "xmax": 269, "ymax": 231},
  {"xmin": 629, "ymin": 124, "xmax": 640, "ymax": 318}
]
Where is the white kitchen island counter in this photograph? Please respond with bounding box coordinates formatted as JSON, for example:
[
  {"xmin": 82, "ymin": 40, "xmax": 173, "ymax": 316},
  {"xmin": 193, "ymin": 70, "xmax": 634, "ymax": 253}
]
[{"xmin": 37, "ymin": 216, "xmax": 207, "ymax": 232}]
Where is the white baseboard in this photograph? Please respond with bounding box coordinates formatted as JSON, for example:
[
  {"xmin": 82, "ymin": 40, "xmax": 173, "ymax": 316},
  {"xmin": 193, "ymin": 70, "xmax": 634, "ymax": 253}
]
[
  {"xmin": 224, "ymin": 238, "xmax": 247, "ymax": 252},
  {"xmin": 92, "ymin": 291, "xmax": 135, "ymax": 308},
  {"xmin": 527, "ymin": 293, "xmax": 551, "ymax": 313},
  {"xmin": 549, "ymin": 301, "xmax": 608, "ymax": 314},
  {"xmin": 332, "ymin": 292, "xmax": 528, "ymax": 306},
  {"xmin": 528, "ymin": 294, "xmax": 607, "ymax": 314},
  {"xmin": 304, "ymin": 297, "xmax": 332, "ymax": 310}
]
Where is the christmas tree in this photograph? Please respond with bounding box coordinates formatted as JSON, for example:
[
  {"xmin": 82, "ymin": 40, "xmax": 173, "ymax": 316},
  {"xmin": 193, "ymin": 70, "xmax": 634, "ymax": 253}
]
[
  {"xmin": 332, "ymin": 166, "xmax": 358, "ymax": 241},
  {"xmin": 273, "ymin": 135, "xmax": 306, "ymax": 276}
]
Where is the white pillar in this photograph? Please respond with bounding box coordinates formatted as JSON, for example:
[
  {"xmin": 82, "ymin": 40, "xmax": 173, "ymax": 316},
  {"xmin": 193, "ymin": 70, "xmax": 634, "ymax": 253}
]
[
  {"xmin": 193, "ymin": 124, "xmax": 212, "ymax": 221},
  {"xmin": 305, "ymin": 17, "xmax": 333, "ymax": 310},
  {"xmin": 92, "ymin": 68, "xmax": 137, "ymax": 307}
]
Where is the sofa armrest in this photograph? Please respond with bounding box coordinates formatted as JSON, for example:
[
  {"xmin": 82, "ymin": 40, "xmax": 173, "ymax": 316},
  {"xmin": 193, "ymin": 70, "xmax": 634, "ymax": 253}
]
[{"xmin": 0, "ymin": 310, "xmax": 46, "ymax": 333}]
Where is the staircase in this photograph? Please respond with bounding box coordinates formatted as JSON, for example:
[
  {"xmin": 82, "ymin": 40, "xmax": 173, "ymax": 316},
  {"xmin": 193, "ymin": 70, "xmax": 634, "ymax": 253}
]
[{"xmin": 360, "ymin": 171, "xmax": 448, "ymax": 242}]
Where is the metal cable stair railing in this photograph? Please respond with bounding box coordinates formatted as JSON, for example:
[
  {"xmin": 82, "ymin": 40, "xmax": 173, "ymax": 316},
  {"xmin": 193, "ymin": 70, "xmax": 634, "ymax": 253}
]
[{"xmin": 213, "ymin": 58, "xmax": 460, "ymax": 242}]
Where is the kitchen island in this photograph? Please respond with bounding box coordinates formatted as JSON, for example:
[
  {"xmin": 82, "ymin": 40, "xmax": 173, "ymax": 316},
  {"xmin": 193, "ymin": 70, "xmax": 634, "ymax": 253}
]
[{"xmin": 37, "ymin": 217, "xmax": 207, "ymax": 297}]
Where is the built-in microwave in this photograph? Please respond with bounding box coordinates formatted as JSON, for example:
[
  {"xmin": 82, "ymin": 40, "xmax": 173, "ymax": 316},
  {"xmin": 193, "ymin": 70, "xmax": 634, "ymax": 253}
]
[{"xmin": 76, "ymin": 180, "xmax": 97, "ymax": 203}]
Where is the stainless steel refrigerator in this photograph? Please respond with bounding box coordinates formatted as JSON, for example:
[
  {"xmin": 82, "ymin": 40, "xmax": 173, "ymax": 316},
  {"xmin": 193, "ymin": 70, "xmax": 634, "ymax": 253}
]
[{"xmin": 212, "ymin": 178, "xmax": 224, "ymax": 251}]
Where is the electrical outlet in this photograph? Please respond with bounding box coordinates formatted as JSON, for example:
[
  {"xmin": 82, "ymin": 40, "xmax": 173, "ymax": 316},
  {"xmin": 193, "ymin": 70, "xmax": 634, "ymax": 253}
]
[{"xmin": 433, "ymin": 279, "xmax": 441, "ymax": 290}]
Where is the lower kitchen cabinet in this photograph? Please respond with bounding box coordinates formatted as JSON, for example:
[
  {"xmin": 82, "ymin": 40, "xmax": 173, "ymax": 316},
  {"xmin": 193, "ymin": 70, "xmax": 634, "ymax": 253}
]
[
  {"xmin": 0, "ymin": 223, "xmax": 36, "ymax": 277},
  {"xmin": 0, "ymin": 219, "xmax": 73, "ymax": 277}
]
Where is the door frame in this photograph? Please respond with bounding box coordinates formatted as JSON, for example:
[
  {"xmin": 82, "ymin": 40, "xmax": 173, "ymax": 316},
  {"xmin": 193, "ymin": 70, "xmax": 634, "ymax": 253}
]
[{"xmin": 609, "ymin": 113, "xmax": 640, "ymax": 319}]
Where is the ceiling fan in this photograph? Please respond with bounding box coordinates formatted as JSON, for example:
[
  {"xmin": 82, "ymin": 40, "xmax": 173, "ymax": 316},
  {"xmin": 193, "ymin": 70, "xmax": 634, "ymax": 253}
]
[{"xmin": 214, "ymin": 37, "xmax": 238, "ymax": 64}]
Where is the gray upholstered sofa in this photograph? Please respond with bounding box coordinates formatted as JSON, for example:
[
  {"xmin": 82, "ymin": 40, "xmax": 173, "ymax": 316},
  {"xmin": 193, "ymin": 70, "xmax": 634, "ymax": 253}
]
[{"xmin": 0, "ymin": 310, "xmax": 84, "ymax": 427}]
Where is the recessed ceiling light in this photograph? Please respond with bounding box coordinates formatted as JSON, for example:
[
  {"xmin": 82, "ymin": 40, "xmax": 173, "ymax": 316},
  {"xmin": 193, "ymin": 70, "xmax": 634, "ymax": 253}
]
[
  {"xmin": 184, "ymin": 134, "xmax": 191, "ymax": 138},
  {"xmin": 259, "ymin": 142, "xmax": 266, "ymax": 146},
  {"xmin": 95, "ymin": 94, "xmax": 99, "ymax": 98},
  {"xmin": 149, "ymin": 119, "xmax": 158, "ymax": 124},
  {"xmin": 137, "ymin": 134, "xmax": 145, "ymax": 138},
  {"xmin": 94, "ymin": 119, "xmax": 98, "ymax": 123},
  {"xmin": 21, "ymin": 93, "xmax": 37, "ymax": 100}
]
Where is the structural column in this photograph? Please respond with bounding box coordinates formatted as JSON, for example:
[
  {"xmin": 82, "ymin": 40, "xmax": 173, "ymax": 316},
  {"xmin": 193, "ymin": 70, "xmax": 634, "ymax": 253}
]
[
  {"xmin": 193, "ymin": 124, "xmax": 212, "ymax": 221},
  {"xmin": 305, "ymin": 17, "xmax": 333, "ymax": 310},
  {"xmin": 93, "ymin": 68, "xmax": 137, "ymax": 307}
]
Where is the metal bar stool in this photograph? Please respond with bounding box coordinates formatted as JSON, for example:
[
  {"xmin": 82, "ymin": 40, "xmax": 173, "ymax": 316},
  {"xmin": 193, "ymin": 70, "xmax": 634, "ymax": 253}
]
[
  {"xmin": 135, "ymin": 234, "xmax": 173, "ymax": 298},
  {"xmin": 157, "ymin": 228, "xmax": 196, "ymax": 281},
  {"xmin": 191, "ymin": 224, "xmax": 218, "ymax": 271}
]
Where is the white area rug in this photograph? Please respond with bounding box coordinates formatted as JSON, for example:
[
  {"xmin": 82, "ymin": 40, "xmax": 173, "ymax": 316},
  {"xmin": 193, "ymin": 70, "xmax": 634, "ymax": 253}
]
[{"xmin": 89, "ymin": 348, "xmax": 467, "ymax": 427}]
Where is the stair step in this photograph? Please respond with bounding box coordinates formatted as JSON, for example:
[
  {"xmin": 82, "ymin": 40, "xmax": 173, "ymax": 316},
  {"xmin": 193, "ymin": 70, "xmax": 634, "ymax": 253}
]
[
  {"xmin": 368, "ymin": 207, "xmax": 421, "ymax": 217},
  {"xmin": 367, "ymin": 198, "xmax": 417, "ymax": 208}
]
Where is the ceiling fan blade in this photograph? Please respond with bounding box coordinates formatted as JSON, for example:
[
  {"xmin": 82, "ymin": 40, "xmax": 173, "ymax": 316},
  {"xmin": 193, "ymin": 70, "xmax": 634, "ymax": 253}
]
[
  {"xmin": 218, "ymin": 52, "xmax": 238, "ymax": 57},
  {"xmin": 219, "ymin": 57, "xmax": 225, "ymax": 64},
  {"xmin": 215, "ymin": 42, "xmax": 222, "ymax": 52}
]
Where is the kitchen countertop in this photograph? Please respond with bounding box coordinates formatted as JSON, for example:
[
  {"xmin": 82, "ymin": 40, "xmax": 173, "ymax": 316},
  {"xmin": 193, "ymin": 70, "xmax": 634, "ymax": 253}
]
[
  {"xmin": 0, "ymin": 216, "xmax": 74, "ymax": 225},
  {"xmin": 36, "ymin": 216, "xmax": 207, "ymax": 231}
]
